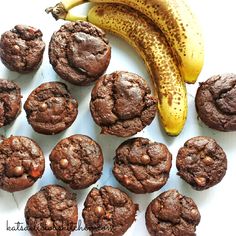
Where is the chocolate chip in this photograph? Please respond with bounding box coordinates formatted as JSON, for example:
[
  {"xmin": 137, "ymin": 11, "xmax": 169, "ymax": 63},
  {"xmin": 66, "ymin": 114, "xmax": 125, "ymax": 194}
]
[
  {"xmin": 140, "ymin": 154, "xmax": 150, "ymax": 164},
  {"xmin": 194, "ymin": 177, "xmax": 206, "ymax": 187},
  {"xmin": 59, "ymin": 159, "xmax": 69, "ymax": 168},
  {"xmin": 202, "ymin": 156, "xmax": 214, "ymax": 165},
  {"xmin": 45, "ymin": 219, "xmax": 53, "ymax": 228},
  {"xmin": 105, "ymin": 212, "xmax": 112, "ymax": 219},
  {"xmin": 95, "ymin": 206, "xmax": 105, "ymax": 217},
  {"xmin": 123, "ymin": 175, "xmax": 131, "ymax": 185},
  {"xmin": 13, "ymin": 166, "xmax": 24, "ymax": 177},
  {"xmin": 38, "ymin": 103, "xmax": 47, "ymax": 112},
  {"xmin": 191, "ymin": 209, "xmax": 200, "ymax": 218}
]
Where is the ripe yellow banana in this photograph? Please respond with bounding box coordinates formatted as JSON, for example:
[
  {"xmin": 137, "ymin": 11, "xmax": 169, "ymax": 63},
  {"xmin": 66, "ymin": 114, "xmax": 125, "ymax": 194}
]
[
  {"xmin": 52, "ymin": 3, "xmax": 187, "ymax": 136},
  {"xmin": 46, "ymin": 0, "xmax": 204, "ymax": 84}
]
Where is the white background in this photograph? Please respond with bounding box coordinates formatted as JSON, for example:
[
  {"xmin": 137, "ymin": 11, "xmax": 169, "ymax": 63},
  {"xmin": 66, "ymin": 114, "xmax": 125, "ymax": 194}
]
[{"xmin": 0, "ymin": 0, "xmax": 236, "ymax": 235}]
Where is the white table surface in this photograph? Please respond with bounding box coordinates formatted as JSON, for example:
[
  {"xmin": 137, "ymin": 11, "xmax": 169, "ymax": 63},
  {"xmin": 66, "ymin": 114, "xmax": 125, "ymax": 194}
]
[{"xmin": 0, "ymin": 0, "xmax": 236, "ymax": 235}]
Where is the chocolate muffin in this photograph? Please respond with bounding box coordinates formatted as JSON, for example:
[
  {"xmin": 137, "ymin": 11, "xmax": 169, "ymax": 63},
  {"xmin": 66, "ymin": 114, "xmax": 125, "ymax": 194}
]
[
  {"xmin": 90, "ymin": 71, "xmax": 157, "ymax": 137},
  {"xmin": 0, "ymin": 136, "xmax": 45, "ymax": 192},
  {"xmin": 49, "ymin": 21, "xmax": 111, "ymax": 86},
  {"xmin": 0, "ymin": 79, "xmax": 21, "ymax": 127},
  {"xmin": 196, "ymin": 73, "xmax": 236, "ymax": 131},
  {"xmin": 113, "ymin": 137, "xmax": 172, "ymax": 193},
  {"xmin": 176, "ymin": 136, "xmax": 227, "ymax": 190},
  {"xmin": 49, "ymin": 134, "xmax": 103, "ymax": 189},
  {"xmin": 145, "ymin": 189, "xmax": 201, "ymax": 236},
  {"xmin": 25, "ymin": 185, "xmax": 78, "ymax": 236},
  {"xmin": 24, "ymin": 82, "xmax": 78, "ymax": 135},
  {"xmin": 0, "ymin": 25, "xmax": 45, "ymax": 73},
  {"xmin": 82, "ymin": 185, "xmax": 138, "ymax": 236}
]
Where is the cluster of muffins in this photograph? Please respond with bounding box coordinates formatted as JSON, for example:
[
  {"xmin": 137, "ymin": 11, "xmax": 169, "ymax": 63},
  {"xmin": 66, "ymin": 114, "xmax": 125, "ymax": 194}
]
[
  {"xmin": 0, "ymin": 133, "xmax": 226, "ymax": 235},
  {"xmin": 0, "ymin": 22, "xmax": 157, "ymax": 137},
  {"xmin": 0, "ymin": 21, "xmax": 232, "ymax": 236}
]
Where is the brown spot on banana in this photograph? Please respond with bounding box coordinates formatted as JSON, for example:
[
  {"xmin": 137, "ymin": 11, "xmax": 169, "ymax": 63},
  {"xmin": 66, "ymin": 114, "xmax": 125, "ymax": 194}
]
[
  {"xmin": 96, "ymin": 7, "xmax": 105, "ymax": 17},
  {"xmin": 87, "ymin": 4, "xmax": 187, "ymax": 136}
]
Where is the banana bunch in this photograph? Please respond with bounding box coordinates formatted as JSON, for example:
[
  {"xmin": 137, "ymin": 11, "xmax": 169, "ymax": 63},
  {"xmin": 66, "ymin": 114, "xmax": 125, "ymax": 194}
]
[
  {"xmin": 46, "ymin": 0, "xmax": 204, "ymax": 84},
  {"xmin": 47, "ymin": 2, "xmax": 189, "ymax": 136}
]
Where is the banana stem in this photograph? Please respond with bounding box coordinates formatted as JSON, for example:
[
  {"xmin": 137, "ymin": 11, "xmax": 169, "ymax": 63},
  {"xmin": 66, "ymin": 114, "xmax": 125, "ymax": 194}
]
[
  {"xmin": 45, "ymin": 0, "xmax": 87, "ymax": 20},
  {"xmin": 45, "ymin": 3, "xmax": 67, "ymax": 20}
]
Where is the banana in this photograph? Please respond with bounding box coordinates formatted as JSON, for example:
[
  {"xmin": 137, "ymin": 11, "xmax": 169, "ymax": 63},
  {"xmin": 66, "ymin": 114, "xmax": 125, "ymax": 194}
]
[
  {"xmin": 56, "ymin": 3, "xmax": 188, "ymax": 136},
  {"xmin": 46, "ymin": 0, "xmax": 204, "ymax": 84}
]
